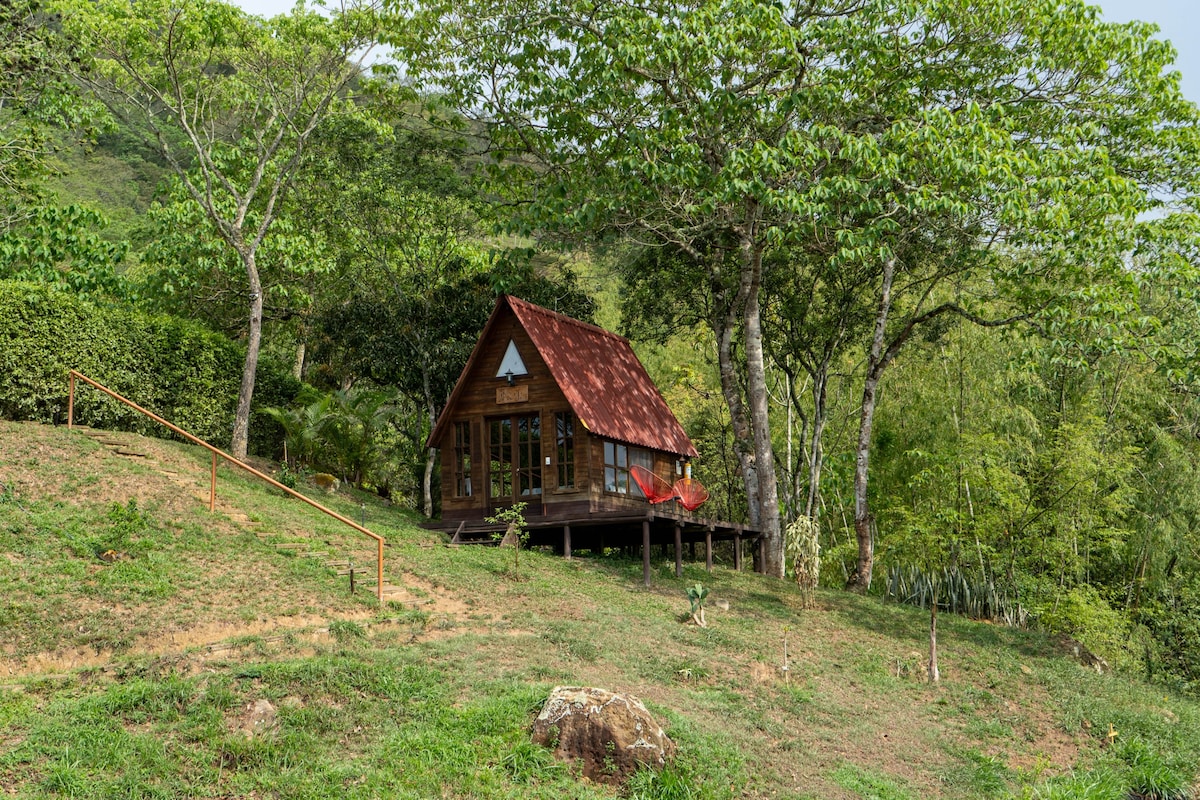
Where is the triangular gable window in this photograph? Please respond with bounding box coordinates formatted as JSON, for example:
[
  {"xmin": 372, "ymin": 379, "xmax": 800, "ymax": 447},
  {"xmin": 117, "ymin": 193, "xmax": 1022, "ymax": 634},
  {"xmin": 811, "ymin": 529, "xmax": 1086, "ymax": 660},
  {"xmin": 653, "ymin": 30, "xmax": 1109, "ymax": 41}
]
[{"xmin": 496, "ymin": 339, "xmax": 528, "ymax": 378}]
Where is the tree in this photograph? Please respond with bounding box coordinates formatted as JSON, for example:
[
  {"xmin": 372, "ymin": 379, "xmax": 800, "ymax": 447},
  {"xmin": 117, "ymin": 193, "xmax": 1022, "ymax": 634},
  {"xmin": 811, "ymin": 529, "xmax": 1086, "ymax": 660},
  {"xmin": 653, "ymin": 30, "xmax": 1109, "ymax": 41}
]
[
  {"xmin": 60, "ymin": 0, "xmax": 389, "ymax": 458},
  {"xmin": 817, "ymin": 3, "xmax": 1200, "ymax": 591},
  {"xmin": 0, "ymin": 0, "xmax": 78, "ymax": 220},
  {"xmin": 402, "ymin": 0, "xmax": 1198, "ymax": 582},
  {"xmin": 0, "ymin": 204, "xmax": 129, "ymax": 297},
  {"xmin": 403, "ymin": 0, "xmax": 848, "ymax": 576}
]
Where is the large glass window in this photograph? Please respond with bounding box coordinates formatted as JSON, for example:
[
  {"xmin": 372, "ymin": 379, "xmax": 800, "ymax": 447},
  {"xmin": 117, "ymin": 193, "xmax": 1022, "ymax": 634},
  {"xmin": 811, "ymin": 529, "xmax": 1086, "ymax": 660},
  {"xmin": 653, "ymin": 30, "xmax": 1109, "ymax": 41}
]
[
  {"xmin": 604, "ymin": 441, "xmax": 653, "ymax": 497},
  {"xmin": 555, "ymin": 411, "xmax": 575, "ymax": 489},
  {"xmin": 453, "ymin": 421, "xmax": 472, "ymax": 497}
]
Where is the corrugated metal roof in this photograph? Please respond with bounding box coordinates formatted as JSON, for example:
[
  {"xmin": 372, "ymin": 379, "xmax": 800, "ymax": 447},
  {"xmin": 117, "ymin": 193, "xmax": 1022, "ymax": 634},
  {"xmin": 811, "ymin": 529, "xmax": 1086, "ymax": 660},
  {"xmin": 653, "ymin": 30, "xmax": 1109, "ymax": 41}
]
[
  {"xmin": 428, "ymin": 295, "xmax": 697, "ymax": 458},
  {"xmin": 506, "ymin": 296, "xmax": 698, "ymax": 458}
]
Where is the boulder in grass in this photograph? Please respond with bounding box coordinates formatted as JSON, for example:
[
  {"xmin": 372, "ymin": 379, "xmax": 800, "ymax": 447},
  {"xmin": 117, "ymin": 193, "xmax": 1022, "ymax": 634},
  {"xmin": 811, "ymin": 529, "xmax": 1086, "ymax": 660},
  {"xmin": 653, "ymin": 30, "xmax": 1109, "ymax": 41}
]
[{"xmin": 531, "ymin": 686, "xmax": 675, "ymax": 784}]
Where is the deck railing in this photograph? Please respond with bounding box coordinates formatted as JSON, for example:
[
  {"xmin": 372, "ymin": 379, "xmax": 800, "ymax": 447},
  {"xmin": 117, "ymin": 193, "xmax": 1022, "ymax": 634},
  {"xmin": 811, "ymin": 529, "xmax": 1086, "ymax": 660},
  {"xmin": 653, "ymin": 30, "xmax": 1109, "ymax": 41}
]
[{"xmin": 67, "ymin": 370, "xmax": 387, "ymax": 604}]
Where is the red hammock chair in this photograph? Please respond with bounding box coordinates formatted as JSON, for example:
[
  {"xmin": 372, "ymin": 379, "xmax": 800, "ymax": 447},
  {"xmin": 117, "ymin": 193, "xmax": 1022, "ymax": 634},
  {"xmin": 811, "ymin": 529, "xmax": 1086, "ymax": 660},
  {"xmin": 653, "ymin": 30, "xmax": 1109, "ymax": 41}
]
[
  {"xmin": 630, "ymin": 465, "xmax": 678, "ymax": 504},
  {"xmin": 673, "ymin": 477, "xmax": 710, "ymax": 512}
]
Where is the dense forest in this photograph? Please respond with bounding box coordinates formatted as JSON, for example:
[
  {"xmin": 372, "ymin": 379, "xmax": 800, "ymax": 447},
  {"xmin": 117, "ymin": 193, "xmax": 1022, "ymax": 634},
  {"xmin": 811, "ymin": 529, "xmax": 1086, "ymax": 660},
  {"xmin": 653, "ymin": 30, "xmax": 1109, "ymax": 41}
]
[{"xmin": 5, "ymin": 0, "xmax": 1200, "ymax": 696}]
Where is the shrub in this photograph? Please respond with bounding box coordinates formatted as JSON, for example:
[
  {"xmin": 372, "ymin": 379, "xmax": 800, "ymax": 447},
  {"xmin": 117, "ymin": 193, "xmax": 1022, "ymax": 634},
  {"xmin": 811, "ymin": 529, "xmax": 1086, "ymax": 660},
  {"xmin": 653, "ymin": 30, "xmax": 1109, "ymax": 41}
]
[{"xmin": 0, "ymin": 281, "xmax": 298, "ymax": 453}]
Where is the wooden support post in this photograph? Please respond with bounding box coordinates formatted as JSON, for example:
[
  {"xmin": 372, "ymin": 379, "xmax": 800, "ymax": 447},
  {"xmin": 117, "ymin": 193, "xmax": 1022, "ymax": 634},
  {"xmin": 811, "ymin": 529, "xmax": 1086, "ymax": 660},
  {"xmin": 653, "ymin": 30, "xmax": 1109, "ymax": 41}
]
[
  {"xmin": 734, "ymin": 534, "xmax": 742, "ymax": 571},
  {"xmin": 643, "ymin": 520, "xmax": 651, "ymax": 587},
  {"xmin": 689, "ymin": 541, "xmax": 696, "ymax": 561},
  {"xmin": 563, "ymin": 525, "xmax": 572, "ymax": 560},
  {"xmin": 209, "ymin": 452, "xmax": 217, "ymax": 512},
  {"xmin": 705, "ymin": 531, "xmax": 713, "ymax": 572},
  {"xmin": 674, "ymin": 524, "xmax": 683, "ymax": 578}
]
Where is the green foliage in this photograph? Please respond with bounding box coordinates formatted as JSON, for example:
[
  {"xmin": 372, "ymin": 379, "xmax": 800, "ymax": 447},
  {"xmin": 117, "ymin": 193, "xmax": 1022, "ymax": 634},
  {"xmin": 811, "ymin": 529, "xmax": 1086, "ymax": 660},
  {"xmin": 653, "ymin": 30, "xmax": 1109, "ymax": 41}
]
[
  {"xmin": 685, "ymin": 582, "xmax": 708, "ymax": 627},
  {"xmin": 1117, "ymin": 737, "xmax": 1191, "ymax": 800},
  {"xmin": 829, "ymin": 764, "xmax": 916, "ymax": 800},
  {"xmin": 499, "ymin": 740, "xmax": 563, "ymax": 784},
  {"xmin": 263, "ymin": 384, "xmax": 405, "ymax": 493},
  {"xmin": 885, "ymin": 564, "xmax": 1029, "ymax": 628},
  {"xmin": 0, "ymin": 281, "xmax": 298, "ymax": 450},
  {"xmin": 627, "ymin": 764, "xmax": 700, "ymax": 800},
  {"xmin": 0, "ymin": 204, "xmax": 130, "ymax": 298},
  {"xmin": 328, "ymin": 619, "xmax": 367, "ymax": 644},
  {"xmin": 0, "ymin": 0, "xmax": 94, "ymax": 215},
  {"xmin": 486, "ymin": 502, "xmax": 529, "ymax": 574},
  {"xmin": 1037, "ymin": 585, "xmax": 1132, "ymax": 669},
  {"xmin": 785, "ymin": 516, "xmax": 820, "ymax": 608}
]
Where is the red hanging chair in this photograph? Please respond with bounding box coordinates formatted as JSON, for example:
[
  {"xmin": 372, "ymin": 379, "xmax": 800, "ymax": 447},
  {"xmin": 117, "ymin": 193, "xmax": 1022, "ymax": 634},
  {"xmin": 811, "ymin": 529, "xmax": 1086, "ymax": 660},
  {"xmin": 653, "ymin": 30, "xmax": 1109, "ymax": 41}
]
[
  {"xmin": 673, "ymin": 477, "xmax": 709, "ymax": 512},
  {"xmin": 630, "ymin": 465, "xmax": 678, "ymax": 504}
]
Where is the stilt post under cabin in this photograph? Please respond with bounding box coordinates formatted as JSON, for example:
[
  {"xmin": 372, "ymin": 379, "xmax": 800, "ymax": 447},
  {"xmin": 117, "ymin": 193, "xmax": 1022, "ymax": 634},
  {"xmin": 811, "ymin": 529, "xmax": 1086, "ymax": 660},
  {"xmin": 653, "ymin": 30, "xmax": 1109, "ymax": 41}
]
[
  {"xmin": 642, "ymin": 520, "xmax": 651, "ymax": 587},
  {"xmin": 705, "ymin": 530, "xmax": 713, "ymax": 572},
  {"xmin": 674, "ymin": 523, "xmax": 683, "ymax": 578},
  {"xmin": 734, "ymin": 534, "xmax": 742, "ymax": 571},
  {"xmin": 563, "ymin": 525, "xmax": 572, "ymax": 560}
]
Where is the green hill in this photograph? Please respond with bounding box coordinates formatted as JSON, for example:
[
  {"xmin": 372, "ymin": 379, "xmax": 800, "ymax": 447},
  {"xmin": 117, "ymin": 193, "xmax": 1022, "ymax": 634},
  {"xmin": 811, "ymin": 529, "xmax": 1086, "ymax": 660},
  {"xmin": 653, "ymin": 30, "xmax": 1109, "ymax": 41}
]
[{"xmin": 1, "ymin": 420, "xmax": 1197, "ymax": 799}]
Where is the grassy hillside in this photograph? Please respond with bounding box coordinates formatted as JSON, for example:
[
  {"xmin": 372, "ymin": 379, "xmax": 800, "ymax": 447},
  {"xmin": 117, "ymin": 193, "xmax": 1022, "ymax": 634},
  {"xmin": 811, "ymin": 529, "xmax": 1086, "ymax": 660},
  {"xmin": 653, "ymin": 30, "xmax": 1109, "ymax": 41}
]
[{"xmin": 1, "ymin": 420, "xmax": 1197, "ymax": 799}]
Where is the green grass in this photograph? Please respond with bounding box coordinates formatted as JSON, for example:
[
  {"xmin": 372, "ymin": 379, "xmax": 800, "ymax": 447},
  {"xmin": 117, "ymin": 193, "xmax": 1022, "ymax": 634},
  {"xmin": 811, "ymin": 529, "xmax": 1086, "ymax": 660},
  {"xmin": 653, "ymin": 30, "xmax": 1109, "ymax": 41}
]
[{"xmin": 2, "ymin": 421, "xmax": 1200, "ymax": 798}]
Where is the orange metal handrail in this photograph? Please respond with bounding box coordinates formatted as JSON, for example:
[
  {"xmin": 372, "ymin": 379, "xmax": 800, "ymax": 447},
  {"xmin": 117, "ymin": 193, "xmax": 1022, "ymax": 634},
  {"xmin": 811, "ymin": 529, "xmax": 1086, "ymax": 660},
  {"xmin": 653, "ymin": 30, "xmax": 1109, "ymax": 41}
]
[{"xmin": 67, "ymin": 370, "xmax": 387, "ymax": 605}]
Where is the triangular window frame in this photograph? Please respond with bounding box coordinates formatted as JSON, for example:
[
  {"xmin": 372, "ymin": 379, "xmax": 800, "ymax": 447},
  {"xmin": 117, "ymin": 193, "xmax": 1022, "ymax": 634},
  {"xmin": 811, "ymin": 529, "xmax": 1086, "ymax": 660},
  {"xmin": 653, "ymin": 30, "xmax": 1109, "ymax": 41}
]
[{"xmin": 496, "ymin": 339, "xmax": 529, "ymax": 379}]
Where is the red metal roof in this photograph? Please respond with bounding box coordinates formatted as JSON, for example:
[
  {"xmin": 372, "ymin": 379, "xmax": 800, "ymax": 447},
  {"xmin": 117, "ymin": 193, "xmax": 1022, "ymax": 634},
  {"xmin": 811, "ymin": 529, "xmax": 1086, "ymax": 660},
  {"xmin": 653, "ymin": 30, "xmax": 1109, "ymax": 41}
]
[
  {"xmin": 507, "ymin": 296, "xmax": 698, "ymax": 458},
  {"xmin": 428, "ymin": 295, "xmax": 697, "ymax": 458}
]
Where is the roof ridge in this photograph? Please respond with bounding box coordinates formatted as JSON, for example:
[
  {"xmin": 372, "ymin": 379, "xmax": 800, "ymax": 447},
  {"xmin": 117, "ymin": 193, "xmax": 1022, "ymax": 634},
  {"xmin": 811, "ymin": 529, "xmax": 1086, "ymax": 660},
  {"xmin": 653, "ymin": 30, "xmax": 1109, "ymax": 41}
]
[{"xmin": 505, "ymin": 295, "xmax": 625, "ymax": 343}]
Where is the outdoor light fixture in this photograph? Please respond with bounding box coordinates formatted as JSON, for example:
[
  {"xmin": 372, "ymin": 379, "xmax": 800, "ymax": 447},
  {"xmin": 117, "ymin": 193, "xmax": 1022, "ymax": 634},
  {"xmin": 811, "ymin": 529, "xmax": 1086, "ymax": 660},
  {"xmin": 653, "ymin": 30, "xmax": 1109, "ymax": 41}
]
[{"xmin": 505, "ymin": 370, "xmax": 515, "ymax": 386}]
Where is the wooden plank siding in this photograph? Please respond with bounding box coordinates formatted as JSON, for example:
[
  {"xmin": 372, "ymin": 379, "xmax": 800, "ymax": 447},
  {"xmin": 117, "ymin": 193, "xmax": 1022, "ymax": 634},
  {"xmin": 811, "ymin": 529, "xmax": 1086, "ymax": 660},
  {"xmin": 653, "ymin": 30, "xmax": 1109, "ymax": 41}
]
[{"xmin": 437, "ymin": 313, "xmax": 576, "ymax": 521}]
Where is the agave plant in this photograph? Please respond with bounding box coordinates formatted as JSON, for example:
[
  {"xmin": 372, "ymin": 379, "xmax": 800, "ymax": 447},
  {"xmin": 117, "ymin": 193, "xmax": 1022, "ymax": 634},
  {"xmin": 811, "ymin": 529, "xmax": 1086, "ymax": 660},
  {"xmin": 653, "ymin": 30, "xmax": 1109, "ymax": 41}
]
[{"xmin": 885, "ymin": 563, "xmax": 1029, "ymax": 627}]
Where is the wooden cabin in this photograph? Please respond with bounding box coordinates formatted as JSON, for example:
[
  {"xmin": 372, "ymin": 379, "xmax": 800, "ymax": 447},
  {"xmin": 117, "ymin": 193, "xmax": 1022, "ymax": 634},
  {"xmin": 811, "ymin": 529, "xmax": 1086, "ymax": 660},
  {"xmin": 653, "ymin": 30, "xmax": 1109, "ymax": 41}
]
[{"xmin": 426, "ymin": 295, "xmax": 757, "ymax": 576}]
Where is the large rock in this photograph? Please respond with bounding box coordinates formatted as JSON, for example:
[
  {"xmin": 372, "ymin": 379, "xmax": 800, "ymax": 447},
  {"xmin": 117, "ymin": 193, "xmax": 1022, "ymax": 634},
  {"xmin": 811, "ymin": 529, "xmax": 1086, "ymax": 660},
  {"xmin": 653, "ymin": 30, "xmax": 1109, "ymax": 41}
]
[{"xmin": 531, "ymin": 686, "xmax": 675, "ymax": 784}]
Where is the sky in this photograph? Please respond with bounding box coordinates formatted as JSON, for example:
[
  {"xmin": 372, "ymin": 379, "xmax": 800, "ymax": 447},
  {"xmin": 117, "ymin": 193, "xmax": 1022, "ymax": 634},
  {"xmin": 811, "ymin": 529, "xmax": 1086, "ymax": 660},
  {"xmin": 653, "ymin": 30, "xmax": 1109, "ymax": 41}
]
[
  {"xmin": 231, "ymin": 0, "xmax": 1200, "ymax": 104},
  {"xmin": 1095, "ymin": 0, "xmax": 1199, "ymax": 102}
]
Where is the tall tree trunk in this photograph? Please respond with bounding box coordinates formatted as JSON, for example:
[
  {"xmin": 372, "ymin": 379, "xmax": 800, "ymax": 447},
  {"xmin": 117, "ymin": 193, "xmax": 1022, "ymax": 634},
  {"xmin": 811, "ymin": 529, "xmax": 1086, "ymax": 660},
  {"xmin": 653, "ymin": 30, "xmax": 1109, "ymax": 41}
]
[
  {"xmin": 292, "ymin": 340, "xmax": 305, "ymax": 380},
  {"xmin": 711, "ymin": 278, "xmax": 759, "ymax": 528},
  {"xmin": 422, "ymin": 362, "xmax": 437, "ymax": 518},
  {"xmin": 851, "ymin": 256, "xmax": 896, "ymax": 592},
  {"xmin": 928, "ymin": 591, "xmax": 940, "ymax": 683},
  {"xmin": 230, "ymin": 251, "xmax": 263, "ymax": 460},
  {"xmin": 743, "ymin": 242, "xmax": 783, "ymax": 577},
  {"xmin": 805, "ymin": 369, "xmax": 828, "ymax": 521}
]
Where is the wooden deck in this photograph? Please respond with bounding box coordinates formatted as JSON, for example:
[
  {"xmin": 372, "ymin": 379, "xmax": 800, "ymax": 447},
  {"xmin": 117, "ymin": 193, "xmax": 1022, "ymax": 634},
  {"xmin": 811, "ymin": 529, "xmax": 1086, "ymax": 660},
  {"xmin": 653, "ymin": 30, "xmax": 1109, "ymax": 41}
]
[{"xmin": 425, "ymin": 508, "xmax": 761, "ymax": 584}]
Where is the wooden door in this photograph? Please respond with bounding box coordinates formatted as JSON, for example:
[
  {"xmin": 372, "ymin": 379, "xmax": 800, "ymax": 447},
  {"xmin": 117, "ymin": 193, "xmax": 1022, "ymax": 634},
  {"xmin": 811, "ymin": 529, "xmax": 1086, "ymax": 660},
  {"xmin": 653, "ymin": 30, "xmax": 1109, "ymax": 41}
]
[{"xmin": 487, "ymin": 414, "xmax": 542, "ymax": 508}]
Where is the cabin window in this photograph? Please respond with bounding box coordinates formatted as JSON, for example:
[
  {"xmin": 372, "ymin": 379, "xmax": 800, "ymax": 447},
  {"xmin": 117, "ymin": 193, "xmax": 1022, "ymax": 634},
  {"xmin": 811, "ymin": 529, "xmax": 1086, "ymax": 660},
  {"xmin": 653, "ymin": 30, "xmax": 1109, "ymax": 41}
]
[
  {"xmin": 489, "ymin": 414, "xmax": 541, "ymax": 501},
  {"xmin": 453, "ymin": 421, "xmax": 472, "ymax": 497},
  {"xmin": 555, "ymin": 411, "xmax": 575, "ymax": 488},
  {"xmin": 603, "ymin": 441, "xmax": 652, "ymax": 497},
  {"xmin": 489, "ymin": 418, "xmax": 513, "ymax": 499}
]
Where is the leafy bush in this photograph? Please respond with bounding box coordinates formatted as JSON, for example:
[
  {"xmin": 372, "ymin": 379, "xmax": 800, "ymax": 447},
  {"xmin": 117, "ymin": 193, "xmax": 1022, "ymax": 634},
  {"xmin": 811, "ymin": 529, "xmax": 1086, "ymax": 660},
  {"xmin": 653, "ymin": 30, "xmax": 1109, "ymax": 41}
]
[
  {"xmin": 0, "ymin": 281, "xmax": 298, "ymax": 452},
  {"xmin": 1037, "ymin": 584, "xmax": 1133, "ymax": 669}
]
